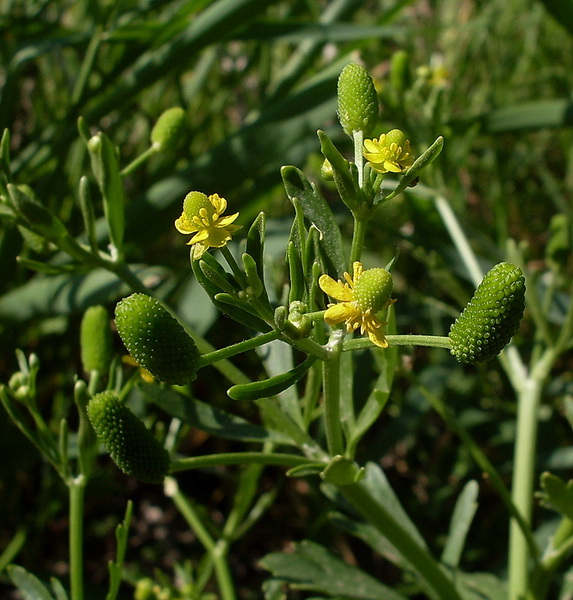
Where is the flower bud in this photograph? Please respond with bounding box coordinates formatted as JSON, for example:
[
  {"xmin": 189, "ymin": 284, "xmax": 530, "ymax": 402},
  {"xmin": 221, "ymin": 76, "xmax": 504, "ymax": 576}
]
[
  {"xmin": 115, "ymin": 293, "xmax": 200, "ymax": 385},
  {"xmin": 87, "ymin": 391, "xmax": 170, "ymax": 484},
  {"xmin": 80, "ymin": 305, "xmax": 113, "ymax": 375},
  {"xmin": 150, "ymin": 107, "xmax": 188, "ymax": 151},
  {"xmin": 449, "ymin": 262, "xmax": 525, "ymax": 363},
  {"xmin": 337, "ymin": 63, "xmax": 379, "ymax": 137}
]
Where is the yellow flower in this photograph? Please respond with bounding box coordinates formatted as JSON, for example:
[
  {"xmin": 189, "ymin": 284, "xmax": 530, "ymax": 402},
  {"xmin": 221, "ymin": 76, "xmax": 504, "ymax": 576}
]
[
  {"xmin": 363, "ymin": 129, "xmax": 414, "ymax": 174},
  {"xmin": 319, "ymin": 262, "xmax": 396, "ymax": 348},
  {"xmin": 175, "ymin": 191, "xmax": 240, "ymax": 260}
]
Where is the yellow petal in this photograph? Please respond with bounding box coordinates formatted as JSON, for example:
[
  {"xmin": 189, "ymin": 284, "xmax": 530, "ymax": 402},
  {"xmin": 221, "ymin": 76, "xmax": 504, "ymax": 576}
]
[
  {"xmin": 319, "ymin": 274, "xmax": 353, "ymax": 301},
  {"xmin": 217, "ymin": 212, "xmax": 240, "ymax": 227},
  {"xmin": 324, "ymin": 302, "xmax": 354, "ymax": 325},
  {"xmin": 363, "ymin": 139, "xmax": 379, "ymax": 153},
  {"xmin": 175, "ymin": 213, "xmax": 198, "ymax": 234},
  {"xmin": 187, "ymin": 229, "xmax": 210, "ymax": 245},
  {"xmin": 383, "ymin": 161, "xmax": 402, "ymax": 173}
]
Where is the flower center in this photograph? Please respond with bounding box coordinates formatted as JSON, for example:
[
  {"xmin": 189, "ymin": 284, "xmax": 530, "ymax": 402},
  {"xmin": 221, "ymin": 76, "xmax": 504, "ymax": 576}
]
[{"xmin": 353, "ymin": 268, "xmax": 393, "ymax": 313}]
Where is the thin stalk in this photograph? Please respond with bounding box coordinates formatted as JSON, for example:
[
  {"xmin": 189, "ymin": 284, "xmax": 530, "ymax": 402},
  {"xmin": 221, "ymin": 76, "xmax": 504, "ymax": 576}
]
[
  {"xmin": 166, "ymin": 478, "xmax": 236, "ymax": 600},
  {"xmin": 119, "ymin": 144, "xmax": 160, "ymax": 177},
  {"xmin": 508, "ymin": 377, "xmax": 544, "ymax": 600},
  {"xmin": 433, "ymin": 194, "xmax": 483, "ymax": 287},
  {"xmin": 349, "ymin": 217, "xmax": 368, "ymax": 267},
  {"xmin": 354, "ymin": 130, "xmax": 365, "ymax": 189},
  {"xmin": 343, "ymin": 334, "xmax": 451, "ymax": 351},
  {"xmin": 340, "ymin": 482, "xmax": 463, "ymax": 600},
  {"xmin": 170, "ymin": 452, "xmax": 311, "ymax": 473},
  {"xmin": 322, "ymin": 333, "xmax": 344, "ymax": 456},
  {"xmin": 68, "ymin": 476, "xmax": 86, "ymax": 600},
  {"xmin": 197, "ymin": 330, "xmax": 281, "ymax": 368}
]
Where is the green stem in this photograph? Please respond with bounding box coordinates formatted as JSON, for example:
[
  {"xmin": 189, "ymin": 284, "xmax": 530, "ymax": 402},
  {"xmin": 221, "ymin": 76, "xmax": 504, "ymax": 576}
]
[
  {"xmin": 353, "ymin": 130, "xmax": 365, "ymax": 189},
  {"xmin": 68, "ymin": 476, "xmax": 86, "ymax": 600},
  {"xmin": 165, "ymin": 477, "xmax": 236, "ymax": 600},
  {"xmin": 342, "ymin": 334, "xmax": 452, "ymax": 351},
  {"xmin": 349, "ymin": 217, "xmax": 368, "ymax": 267},
  {"xmin": 509, "ymin": 377, "xmax": 544, "ymax": 600},
  {"xmin": 433, "ymin": 194, "xmax": 483, "ymax": 287},
  {"xmin": 197, "ymin": 330, "xmax": 281, "ymax": 368},
  {"xmin": 170, "ymin": 452, "xmax": 311, "ymax": 473},
  {"xmin": 119, "ymin": 144, "xmax": 160, "ymax": 177},
  {"xmin": 340, "ymin": 482, "xmax": 463, "ymax": 600},
  {"xmin": 322, "ymin": 332, "xmax": 344, "ymax": 456}
]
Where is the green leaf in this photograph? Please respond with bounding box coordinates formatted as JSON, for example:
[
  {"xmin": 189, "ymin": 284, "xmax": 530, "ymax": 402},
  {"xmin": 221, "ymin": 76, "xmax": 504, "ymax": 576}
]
[
  {"xmin": 260, "ymin": 540, "xmax": 407, "ymax": 600},
  {"xmin": 537, "ymin": 472, "xmax": 573, "ymax": 520},
  {"xmin": 281, "ymin": 165, "xmax": 345, "ymax": 277},
  {"xmin": 140, "ymin": 383, "xmax": 291, "ymax": 445},
  {"xmin": 7, "ymin": 565, "xmax": 55, "ymax": 600},
  {"xmin": 87, "ymin": 132, "xmax": 124, "ymax": 255},
  {"xmin": 0, "ymin": 265, "xmax": 168, "ymax": 321},
  {"xmin": 228, "ymin": 354, "xmax": 316, "ymax": 403},
  {"xmin": 50, "ymin": 578, "xmax": 69, "ymax": 600},
  {"xmin": 441, "ymin": 480, "xmax": 479, "ymax": 569},
  {"xmin": 246, "ymin": 211, "xmax": 266, "ymax": 281},
  {"xmin": 486, "ymin": 99, "xmax": 573, "ymax": 132}
]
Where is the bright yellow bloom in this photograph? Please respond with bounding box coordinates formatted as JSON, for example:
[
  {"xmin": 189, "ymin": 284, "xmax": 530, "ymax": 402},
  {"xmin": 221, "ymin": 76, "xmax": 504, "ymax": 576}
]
[
  {"xmin": 319, "ymin": 262, "xmax": 396, "ymax": 348},
  {"xmin": 363, "ymin": 129, "xmax": 414, "ymax": 174},
  {"xmin": 175, "ymin": 191, "xmax": 240, "ymax": 260}
]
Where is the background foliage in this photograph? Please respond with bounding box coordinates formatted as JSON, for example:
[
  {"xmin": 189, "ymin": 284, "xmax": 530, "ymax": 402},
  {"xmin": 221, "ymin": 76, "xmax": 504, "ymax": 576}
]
[{"xmin": 1, "ymin": 0, "xmax": 573, "ymax": 598}]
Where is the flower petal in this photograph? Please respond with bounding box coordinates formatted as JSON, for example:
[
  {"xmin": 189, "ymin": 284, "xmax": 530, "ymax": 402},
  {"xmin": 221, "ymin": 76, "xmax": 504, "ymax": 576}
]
[
  {"xmin": 319, "ymin": 274, "xmax": 353, "ymax": 301},
  {"xmin": 175, "ymin": 213, "xmax": 199, "ymax": 234},
  {"xmin": 324, "ymin": 302, "xmax": 355, "ymax": 325}
]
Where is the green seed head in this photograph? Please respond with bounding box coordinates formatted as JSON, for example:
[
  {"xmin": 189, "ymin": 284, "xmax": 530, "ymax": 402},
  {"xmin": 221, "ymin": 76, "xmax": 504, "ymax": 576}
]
[
  {"xmin": 115, "ymin": 293, "xmax": 200, "ymax": 385},
  {"xmin": 80, "ymin": 305, "xmax": 113, "ymax": 375},
  {"xmin": 182, "ymin": 191, "xmax": 213, "ymax": 219},
  {"xmin": 449, "ymin": 262, "xmax": 526, "ymax": 363},
  {"xmin": 87, "ymin": 391, "xmax": 170, "ymax": 484},
  {"xmin": 150, "ymin": 107, "xmax": 188, "ymax": 151},
  {"xmin": 337, "ymin": 63, "xmax": 379, "ymax": 137},
  {"xmin": 353, "ymin": 268, "xmax": 393, "ymax": 313}
]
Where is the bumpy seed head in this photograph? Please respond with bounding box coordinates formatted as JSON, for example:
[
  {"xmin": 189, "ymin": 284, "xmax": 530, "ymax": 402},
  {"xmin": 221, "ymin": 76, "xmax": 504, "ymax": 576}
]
[
  {"xmin": 353, "ymin": 268, "xmax": 393, "ymax": 313},
  {"xmin": 115, "ymin": 293, "xmax": 200, "ymax": 385},
  {"xmin": 449, "ymin": 262, "xmax": 526, "ymax": 363},
  {"xmin": 182, "ymin": 191, "xmax": 214, "ymax": 219},
  {"xmin": 80, "ymin": 305, "xmax": 113, "ymax": 375},
  {"xmin": 337, "ymin": 63, "xmax": 379, "ymax": 137},
  {"xmin": 87, "ymin": 391, "xmax": 170, "ymax": 484},
  {"xmin": 150, "ymin": 107, "xmax": 187, "ymax": 151}
]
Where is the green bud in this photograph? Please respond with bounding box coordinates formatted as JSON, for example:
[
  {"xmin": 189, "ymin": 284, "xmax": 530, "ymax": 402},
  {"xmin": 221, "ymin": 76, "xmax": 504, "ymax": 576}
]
[
  {"xmin": 87, "ymin": 391, "xmax": 170, "ymax": 484},
  {"xmin": 449, "ymin": 262, "xmax": 525, "ymax": 363},
  {"xmin": 150, "ymin": 107, "xmax": 188, "ymax": 151},
  {"xmin": 354, "ymin": 268, "xmax": 393, "ymax": 313},
  {"xmin": 337, "ymin": 63, "xmax": 379, "ymax": 137},
  {"xmin": 81, "ymin": 305, "xmax": 113, "ymax": 375},
  {"xmin": 115, "ymin": 293, "xmax": 200, "ymax": 385},
  {"xmin": 390, "ymin": 50, "xmax": 411, "ymax": 94},
  {"xmin": 321, "ymin": 159, "xmax": 334, "ymax": 181}
]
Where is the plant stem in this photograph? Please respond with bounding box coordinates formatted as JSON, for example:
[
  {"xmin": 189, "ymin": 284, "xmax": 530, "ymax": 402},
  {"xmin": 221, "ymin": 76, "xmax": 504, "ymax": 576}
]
[
  {"xmin": 340, "ymin": 481, "xmax": 463, "ymax": 600},
  {"xmin": 508, "ymin": 377, "xmax": 544, "ymax": 600},
  {"xmin": 170, "ymin": 452, "xmax": 311, "ymax": 473},
  {"xmin": 342, "ymin": 334, "xmax": 452, "ymax": 351},
  {"xmin": 349, "ymin": 217, "xmax": 367, "ymax": 267},
  {"xmin": 322, "ymin": 332, "xmax": 344, "ymax": 456},
  {"xmin": 120, "ymin": 144, "xmax": 160, "ymax": 177},
  {"xmin": 197, "ymin": 330, "xmax": 281, "ymax": 368},
  {"xmin": 165, "ymin": 477, "xmax": 237, "ymax": 600},
  {"xmin": 68, "ymin": 476, "xmax": 86, "ymax": 600}
]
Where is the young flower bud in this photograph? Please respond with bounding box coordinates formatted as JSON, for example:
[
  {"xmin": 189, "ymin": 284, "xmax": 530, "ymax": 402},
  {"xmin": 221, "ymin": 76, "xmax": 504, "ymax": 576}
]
[
  {"xmin": 87, "ymin": 391, "xmax": 170, "ymax": 484},
  {"xmin": 80, "ymin": 305, "xmax": 113, "ymax": 376},
  {"xmin": 150, "ymin": 107, "xmax": 188, "ymax": 151},
  {"xmin": 449, "ymin": 262, "xmax": 526, "ymax": 363},
  {"xmin": 115, "ymin": 293, "xmax": 200, "ymax": 385},
  {"xmin": 337, "ymin": 63, "xmax": 379, "ymax": 137},
  {"xmin": 353, "ymin": 268, "xmax": 393, "ymax": 314}
]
